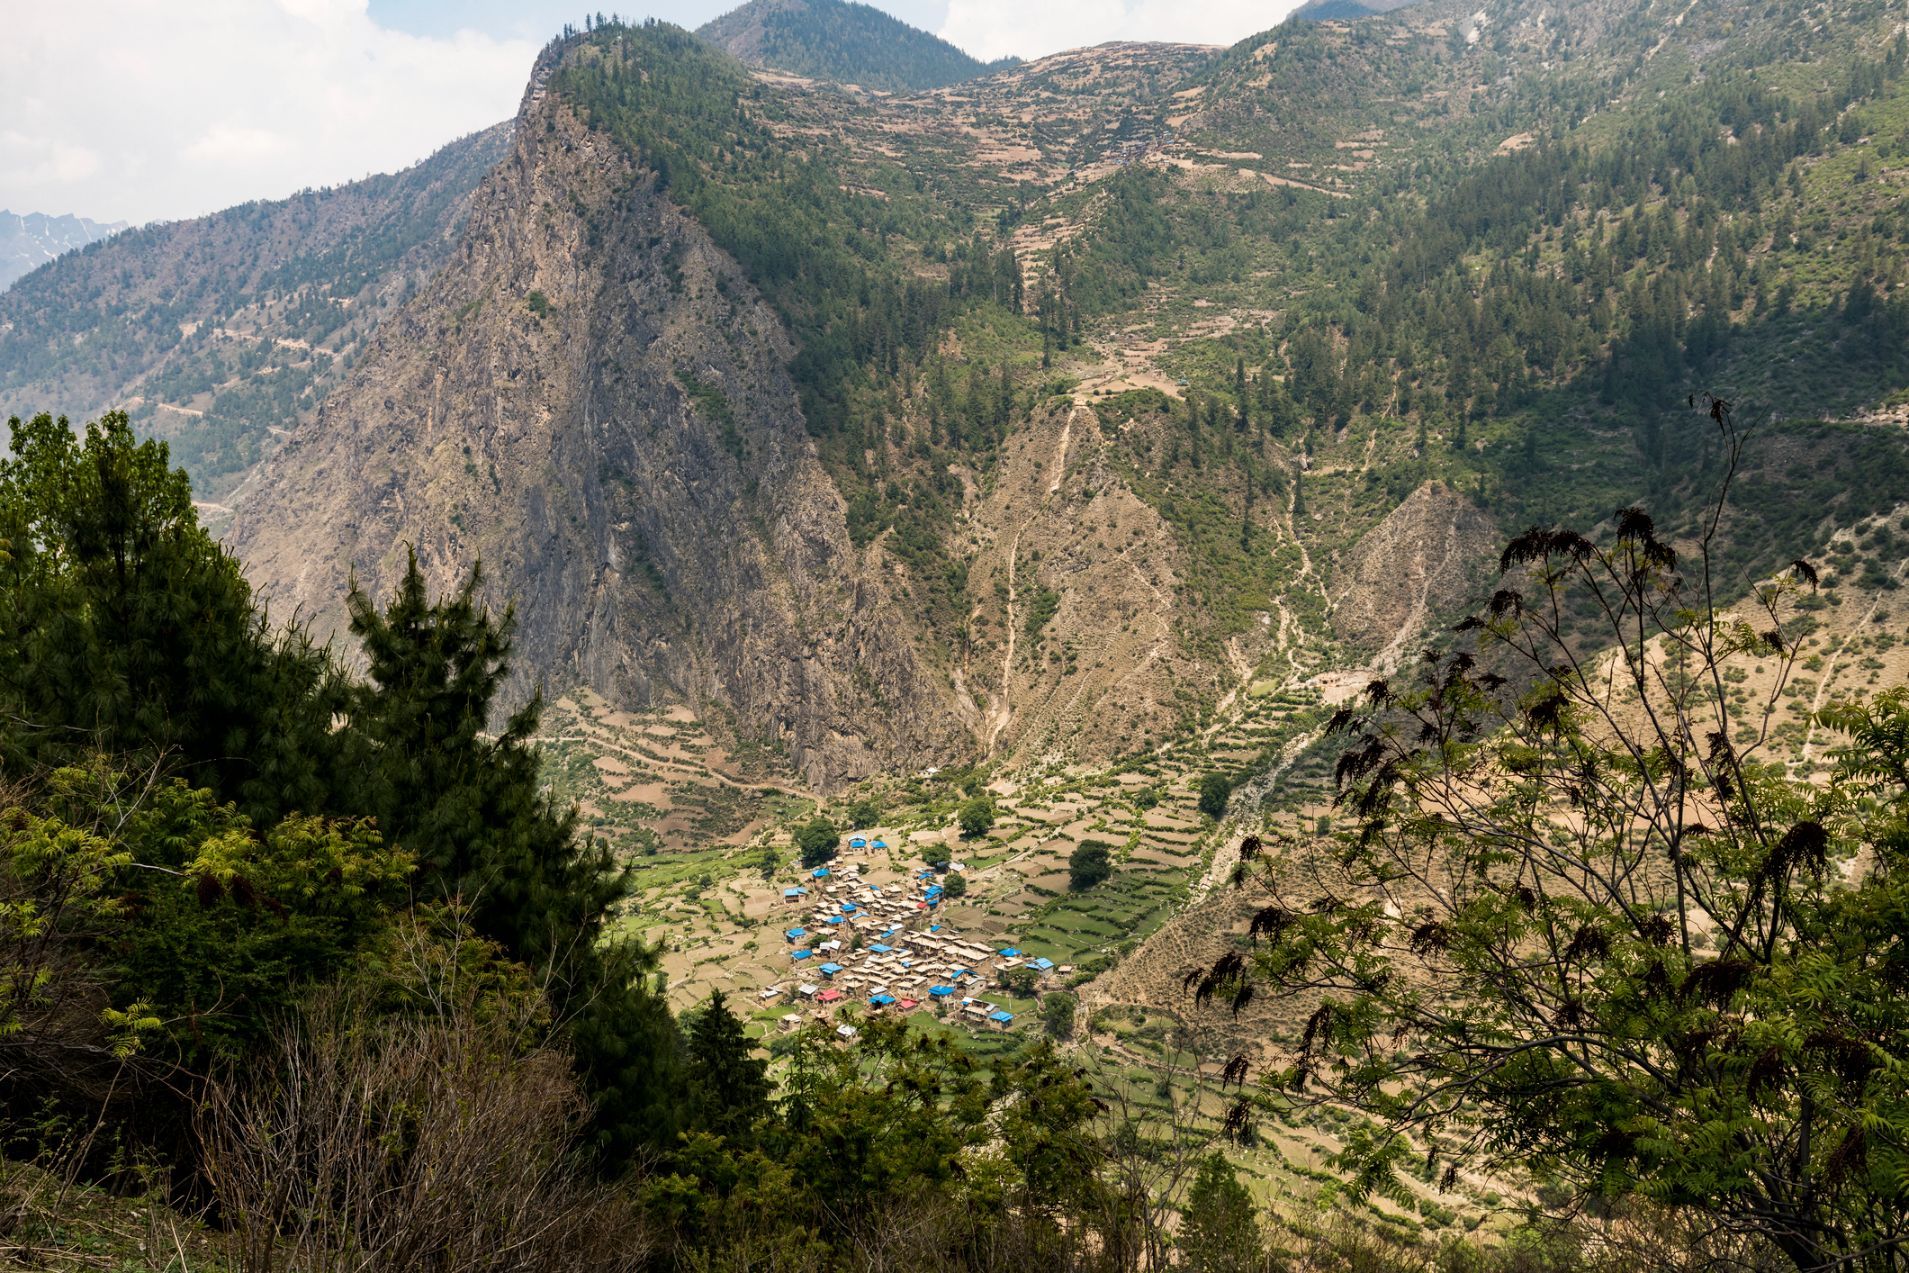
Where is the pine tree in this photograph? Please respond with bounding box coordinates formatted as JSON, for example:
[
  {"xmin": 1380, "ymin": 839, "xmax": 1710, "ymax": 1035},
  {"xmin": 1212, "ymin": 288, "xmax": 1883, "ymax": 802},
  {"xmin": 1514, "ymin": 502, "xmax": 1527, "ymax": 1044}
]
[
  {"xmin": 1178, "ymin": 1155, "xmax": 1262, "ymax": 1272},
  {"xmin": 344, "ymin": 552, "xmax": 681, "ymax": 1157},
  {"xmin": 685, "ymin": 990, "xmax": 771, "ymax": 1144},
  {"xmin": 0, "ymin": 412, "xmax": 342, "ymax": 824}
]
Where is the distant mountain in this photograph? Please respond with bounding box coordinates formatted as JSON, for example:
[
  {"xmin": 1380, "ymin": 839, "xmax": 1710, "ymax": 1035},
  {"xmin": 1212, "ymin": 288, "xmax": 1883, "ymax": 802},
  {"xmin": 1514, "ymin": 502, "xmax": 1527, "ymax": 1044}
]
[
  {"xmin": 697, "ymin": 0, "xmax": 1014, "ymax": 91},
  {"xmin": 0, "ymin": 211, "xmax": 127, "ymax": 291},
  {"xmin": 1292, "ymin": 0, "xmax": 1425, "ymax": 18},
  {"xmin": 0, "ymin": 124, "xmax": 510, "ymax": 504}
]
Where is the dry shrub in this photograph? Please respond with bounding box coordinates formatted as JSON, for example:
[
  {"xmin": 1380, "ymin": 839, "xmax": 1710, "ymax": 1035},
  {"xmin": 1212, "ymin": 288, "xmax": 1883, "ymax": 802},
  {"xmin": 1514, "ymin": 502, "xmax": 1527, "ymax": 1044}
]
[{"xmin": 197, "ymin": 978, "xmax": 647, "ymax": 1272}]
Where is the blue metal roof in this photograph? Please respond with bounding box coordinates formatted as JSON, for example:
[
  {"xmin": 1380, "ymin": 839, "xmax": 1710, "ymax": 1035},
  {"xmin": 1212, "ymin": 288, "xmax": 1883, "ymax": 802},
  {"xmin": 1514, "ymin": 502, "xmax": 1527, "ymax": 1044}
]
[
  {"xmin": 785, "ymin": 928, "xmax": 806, "ymax": 940},
  {"xmin": 820, "ymin": 962, "xmax": 844, "ymax": 975},
  {"xmin": 1030, "ymin": 957, "xmax": 1055, "ymax": 971},
  {"xmin": 989, "ymin": 1010, "xmax": 1013, "ymax": 1022},
  {"xmin": 825, "ymin": 915, "xmax": 844, "ymax": 925},
  {"xmin": 812, "ymin": 867, "xmax": 831, "ymax": 878},
  {"xmin": 868, "ymin": 943, "xmax": 892, "ymax": 953},
  {"xmin": 998, "ymin": 947, "xmax": 1022, "ymax": 957},
  {"xmin": 792, "ymin": 949, "xmax": 813, "ymax": 960},
  {"xmin": 929, "ymin": 985, "xmax": 955, "ymax": 997},
  {"xmin": 869, "ymin": 994, "xmax": 895, "ymax": 1006}
]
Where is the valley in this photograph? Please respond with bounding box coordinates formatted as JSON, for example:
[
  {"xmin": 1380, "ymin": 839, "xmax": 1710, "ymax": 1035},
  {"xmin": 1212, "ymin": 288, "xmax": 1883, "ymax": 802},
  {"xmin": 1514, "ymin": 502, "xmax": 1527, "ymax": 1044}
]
[{"xmin": 5, "ymin": 0, "xmax": 1909, "ymax": 1265}]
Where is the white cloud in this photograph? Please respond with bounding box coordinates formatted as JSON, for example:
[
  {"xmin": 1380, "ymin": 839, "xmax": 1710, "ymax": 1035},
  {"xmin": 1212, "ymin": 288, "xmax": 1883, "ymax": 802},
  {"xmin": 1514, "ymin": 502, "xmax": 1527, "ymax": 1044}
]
[
  {"xmin": 0, "ymin": 132, "xmax": 102, "ymax": 187},
  {"xmin": 181, "ymin": 125, "xmax": 291, "ymax": 166},
  {"xmin": 0, "ymin": 1, "xmax": 537, "ymax": 224},
  {"xmin": 938, "ymin": 0, "xmax": 1302, "ymax": 62}
]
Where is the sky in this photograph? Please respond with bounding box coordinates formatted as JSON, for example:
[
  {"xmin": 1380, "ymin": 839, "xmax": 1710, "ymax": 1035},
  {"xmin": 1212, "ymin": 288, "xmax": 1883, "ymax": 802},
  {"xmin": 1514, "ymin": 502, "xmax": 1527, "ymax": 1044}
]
[{"xmin": 1, "ymin": 0, "xmax": 1303, "ymax": 227}]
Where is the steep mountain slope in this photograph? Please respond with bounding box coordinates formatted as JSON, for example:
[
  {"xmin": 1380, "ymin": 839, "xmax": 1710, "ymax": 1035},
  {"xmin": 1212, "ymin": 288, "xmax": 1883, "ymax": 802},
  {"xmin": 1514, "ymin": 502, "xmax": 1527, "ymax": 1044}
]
[
  {"xmin": 0, "ymin": 126, "xmax": 510, "ymax": 505},
  {"xmin": 697, "ymin": 0, "xmax": 1011, "ymax": 90},
  {"xmin": 0, "ymin": 211, "xmax": 126, "ymax": 291},
  {"xmin": 233, "ymin": 0, "xmax": 1909, "ymax": 790},
  {"xmin": 229, "ymin": 49, "xmax": 966, "ymax": 790}
]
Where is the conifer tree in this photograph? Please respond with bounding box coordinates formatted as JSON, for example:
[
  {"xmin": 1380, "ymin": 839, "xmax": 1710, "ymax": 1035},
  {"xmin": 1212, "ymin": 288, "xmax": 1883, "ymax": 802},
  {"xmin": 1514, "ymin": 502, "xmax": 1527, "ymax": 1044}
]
[
  {"xmin": 684, "ymin": 990, "xmax": 771, "ymax": 1144},
  {"xmin": 1178, "ymin": 1155, "xmax": 1262, "ymax": 1272}
]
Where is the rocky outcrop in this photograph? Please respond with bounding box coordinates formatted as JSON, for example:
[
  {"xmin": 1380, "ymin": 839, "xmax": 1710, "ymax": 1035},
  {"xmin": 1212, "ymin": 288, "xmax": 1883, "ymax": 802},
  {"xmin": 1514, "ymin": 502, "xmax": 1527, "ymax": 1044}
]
[
  {"xmin": 230, "ymin": 50, "xmax": 965, "ymax": 789},
  {"xmin": 1329, "ymin": 480, "xmax": 1498, "ymax": 669}
]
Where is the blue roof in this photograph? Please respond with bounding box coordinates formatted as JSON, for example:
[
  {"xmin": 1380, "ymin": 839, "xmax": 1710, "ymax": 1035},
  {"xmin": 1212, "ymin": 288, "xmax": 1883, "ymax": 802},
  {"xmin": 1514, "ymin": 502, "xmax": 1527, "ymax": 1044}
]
[
  {"xmin": 849, "ymin": 837, "xmax": 868, "ymax": 847},
  {"xmin": 842, "ymin": 901, "xmax": 858, "ymax": 912},
  {"xmin": 1030, "ymin": 958, "xmax": 1055, "ymax": 971},
  {"xmin": 998, "ymin": 947, "xmax": 1022, "ymax": 957},
  {"xmin": 820, "ymin": 962, "xmax": 844, "ymax": 975},
  {"xmin": 929, "ymin": 985, "xmax": 955, "ymax": 997},
  {"xmin": 785, "ymin": 928, "xmax": 806, "ymax": 940},
  {"xmin": 917, "ymin": 869, "xmax": 937, "ymax": 878},
  {"xmin": 869, "ymin": 994, "xmax": 895, "ymax": 1006},
  {"xmin": 792, "ymin": 949, "xmax": 813, "ymax": 960},
  {"xmin": 989, "ymin": 1010, "xmax": 1014, "ymax": 1022},
  {"xmin": 951, "ymin": 968, "xmax": 970, "ymax": 979},
  {"xmin": 869, "ymin": 943, "xmax": 892, "ymax": 953},
  {"xmin": 812, "ymin": 867, "xmax": 831, "ymax": 878},
  {"xmin": 783, "ymin": 887, "xmax": 807, "ymax": 898},
  {"xmin": 825, "ymin": 916, "xmax": 844, "ymax": 925},
  {"xmin": 873, "ymin": 839, "xmax": 888, "ymax": 848},
  {"xmin": 882, "ymin": 925, "xmax": 899, "ymax": 937},
  {"xmin": 929, "ymin": 924, "xmax": 941, "ymax": 932}
]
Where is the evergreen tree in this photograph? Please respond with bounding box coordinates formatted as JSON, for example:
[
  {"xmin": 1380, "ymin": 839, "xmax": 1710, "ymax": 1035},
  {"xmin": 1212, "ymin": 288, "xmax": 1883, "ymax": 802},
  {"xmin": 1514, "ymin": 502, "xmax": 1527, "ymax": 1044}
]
[
  {"xmin": 0, "ymin": 413, "xmax": 342, "ymax": 825},
  {"xmin": 1178, "ymin": 1155, "xmax": 1262, "ymax": 1272},
  {"xmin": 684, "ymin": 990, "xmax": 771, "ymax": 1145},
  {"xmin": 344, "ymin": 553, "xmax": 681, "ymax": 1158}
]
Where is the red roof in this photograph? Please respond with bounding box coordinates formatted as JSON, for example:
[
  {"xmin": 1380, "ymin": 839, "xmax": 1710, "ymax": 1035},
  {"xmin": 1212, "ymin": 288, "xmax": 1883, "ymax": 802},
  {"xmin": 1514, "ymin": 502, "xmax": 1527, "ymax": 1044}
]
[
  {"xmin": 898, "ymin": 998, "xmax": 919, "ymax": 1010},
  {"xmin": 815, "ymin": 989, "xmax": 844, "ymax": 1003}
]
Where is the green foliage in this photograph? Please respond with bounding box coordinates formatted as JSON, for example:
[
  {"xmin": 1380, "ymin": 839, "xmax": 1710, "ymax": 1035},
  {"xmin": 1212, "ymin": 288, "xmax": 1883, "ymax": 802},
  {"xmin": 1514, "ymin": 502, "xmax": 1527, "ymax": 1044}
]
[
  {"xmin": 1218, "ymin": 454, "xmax": 1909, "ymax": 1269},
  {"xmin": 344, "ymin": 553, "xmax": 624, "ymax": 970},
  {"xmin": 1196, "ymin": 772, "xmax": 1233, "ymax": 822},
  {"xmin": 1068, "ymin": 839, "xmax": 1114, "ymax": 891},
  {"xmin": 957, "ymin": 794, "xmax": 997, "ymax": 839},
  {"xmin": 698, "ymin": 0, "xmax": 1011, "ymax": 92},
  {"xmin": 0, "ymin": 415, "xmax": 681, "ymax": 1164},
  {"xmin": 683, "ymin": 990, "xmax": 771, "ymax": 1145},
  {"xmin": 1179, "ymin": 1154, "xmax": 1262, "ymax": 1273},
  {"xmin": 1041, "ymin": 990, "xmax": 1078, "ymax": 1041},
  {"xmin": 0, "ymin": 412, "xmax": 345, "ymax": 825},
  {"xmin": 942, "ymin": 870, "xmax": 968, "ymax": 899},
  {"xmin": 793, "ymin": 816, "xmax": 839, "ymax": 868}
]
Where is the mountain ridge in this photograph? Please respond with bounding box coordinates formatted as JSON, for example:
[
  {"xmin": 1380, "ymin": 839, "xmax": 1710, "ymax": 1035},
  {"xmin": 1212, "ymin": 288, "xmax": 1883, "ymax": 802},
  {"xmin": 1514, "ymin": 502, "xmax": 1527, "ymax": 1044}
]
[
  {"xmin": 697, "ymin": 0, "xmax": 1016, "ymax": 91},
  {"xmin": 0, "ymin": 209, "xmax": 127, "ymax": 292}
]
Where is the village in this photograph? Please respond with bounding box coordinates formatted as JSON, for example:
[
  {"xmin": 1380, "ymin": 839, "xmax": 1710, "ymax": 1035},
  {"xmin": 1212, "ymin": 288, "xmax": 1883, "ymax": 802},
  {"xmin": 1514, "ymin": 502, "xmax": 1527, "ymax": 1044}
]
[{"xmin": 758, "ymin": 836, "xmax": 1068, "ymax": 1044}]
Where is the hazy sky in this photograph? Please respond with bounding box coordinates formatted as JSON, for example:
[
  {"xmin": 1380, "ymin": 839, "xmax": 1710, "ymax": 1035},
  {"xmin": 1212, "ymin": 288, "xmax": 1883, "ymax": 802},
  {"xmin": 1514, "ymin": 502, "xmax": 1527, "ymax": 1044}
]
[{"xmin": 1, "ymin": 0, "xmax": 1301, "ymax": 227}]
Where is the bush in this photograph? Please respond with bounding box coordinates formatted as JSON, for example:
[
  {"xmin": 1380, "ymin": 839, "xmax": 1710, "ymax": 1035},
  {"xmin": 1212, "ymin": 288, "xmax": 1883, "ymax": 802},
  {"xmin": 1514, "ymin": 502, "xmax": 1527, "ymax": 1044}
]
[
  {"xmin": 1068, "ymin": 840, "xmax": 1113, "ymax": 891},
  {"xmin": 1196, "ymin": 772, "xmax": 1234, "ymax": 821},
  {"xmin": 942, "ymin": 871, "xmax": 968, "ymax": 899}
]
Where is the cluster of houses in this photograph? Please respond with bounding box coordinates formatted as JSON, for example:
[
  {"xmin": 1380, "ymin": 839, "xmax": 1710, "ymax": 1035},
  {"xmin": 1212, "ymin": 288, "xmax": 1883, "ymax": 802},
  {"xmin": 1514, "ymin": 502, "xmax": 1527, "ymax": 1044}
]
[{"xmin": 761, "ymin": 852, "xmax": 1067, "ymax": 1042}]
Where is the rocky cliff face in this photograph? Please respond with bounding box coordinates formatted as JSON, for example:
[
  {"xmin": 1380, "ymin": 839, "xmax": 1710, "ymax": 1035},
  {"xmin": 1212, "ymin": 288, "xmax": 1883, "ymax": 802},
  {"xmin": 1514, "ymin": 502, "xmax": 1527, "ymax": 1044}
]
[
  {"xmin": 230, "ymin": 54, "xmax": 965, "ymax": 789},
  {"xmin": 1329, "ymin": 481, "xmax": 1498, "ymax": 669}
]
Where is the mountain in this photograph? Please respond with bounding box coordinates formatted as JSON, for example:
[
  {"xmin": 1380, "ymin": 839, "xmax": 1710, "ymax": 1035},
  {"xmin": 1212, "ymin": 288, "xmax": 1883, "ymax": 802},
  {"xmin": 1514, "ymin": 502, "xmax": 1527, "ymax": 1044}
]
[
  {"xmin": 0, "ymin": 125, "xmax": 510, "ymax": 506},
  {"xmin": 221, "ymin": 0, "xmax": 1909, "ymax": 797},
  {"xmin": 696, "ymin": 0, "xmax": 1014, "ymax": 90},
  {"xmin": 0, "ymin": 210, "xmax": 127, "ymax": 291},
  {"xmin": 1291, "ymin": 0, "xmax": 1426, "ymax": 20}
]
